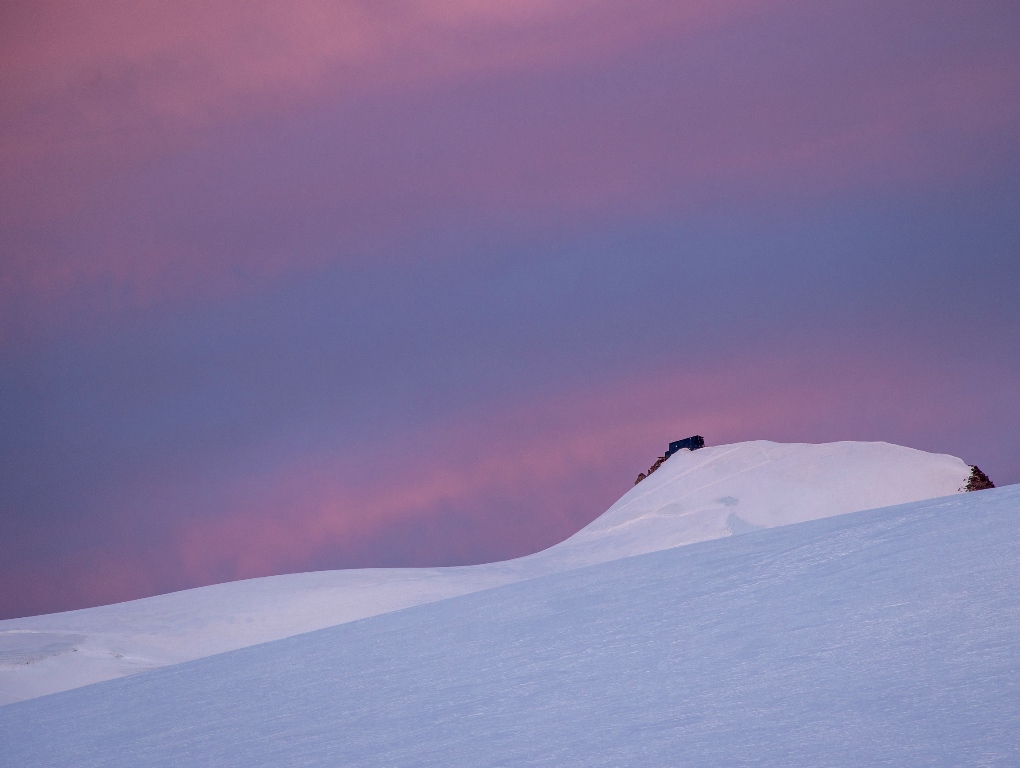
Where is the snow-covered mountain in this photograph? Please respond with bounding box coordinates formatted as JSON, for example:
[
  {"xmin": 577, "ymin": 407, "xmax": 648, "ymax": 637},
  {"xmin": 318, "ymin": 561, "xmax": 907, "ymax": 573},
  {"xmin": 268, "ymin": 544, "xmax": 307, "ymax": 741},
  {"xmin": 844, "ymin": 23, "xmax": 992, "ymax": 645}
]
[
  {"xmin": 0, "ymin": 440, "xmax": 973, "ymax": 706},
  {"xmin": 2, "ymin": 473, "xmax": 1017, "ymax": 766}
]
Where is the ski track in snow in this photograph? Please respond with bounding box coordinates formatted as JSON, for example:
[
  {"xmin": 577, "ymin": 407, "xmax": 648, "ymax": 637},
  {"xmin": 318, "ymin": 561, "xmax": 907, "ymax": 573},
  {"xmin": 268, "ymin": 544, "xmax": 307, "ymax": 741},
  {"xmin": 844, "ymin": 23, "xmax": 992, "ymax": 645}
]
[
  {"xmin": 0, "ymin": 485, "xmax": 1017, "ymax": 766},
  {"xmin": 0, "ymin": 440, "xmax": 975, "ymax": 705}
]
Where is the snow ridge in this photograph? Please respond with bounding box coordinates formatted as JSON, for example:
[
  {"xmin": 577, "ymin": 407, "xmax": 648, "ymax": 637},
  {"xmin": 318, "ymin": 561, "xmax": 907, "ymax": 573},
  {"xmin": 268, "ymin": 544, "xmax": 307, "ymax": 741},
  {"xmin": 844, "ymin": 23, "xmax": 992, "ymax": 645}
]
[
  {"xmin": 2, "ymin": 484, "xmax": 1017, "ymax": 766},
  {"xmin": 0, "ymin": 440, "xmax": 971, "ymax": 705}
]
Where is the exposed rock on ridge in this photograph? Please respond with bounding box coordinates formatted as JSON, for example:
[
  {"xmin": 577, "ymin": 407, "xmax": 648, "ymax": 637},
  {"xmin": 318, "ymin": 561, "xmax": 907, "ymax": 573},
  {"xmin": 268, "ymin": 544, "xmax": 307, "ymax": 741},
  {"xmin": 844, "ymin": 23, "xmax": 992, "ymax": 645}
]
[
  {"xmin": 634, "ymin": 454, "xmax": 668, "ymax": 485},
  {"xmin": 963, "ymin": 465, "xmax": 995, "ymax": 491}
]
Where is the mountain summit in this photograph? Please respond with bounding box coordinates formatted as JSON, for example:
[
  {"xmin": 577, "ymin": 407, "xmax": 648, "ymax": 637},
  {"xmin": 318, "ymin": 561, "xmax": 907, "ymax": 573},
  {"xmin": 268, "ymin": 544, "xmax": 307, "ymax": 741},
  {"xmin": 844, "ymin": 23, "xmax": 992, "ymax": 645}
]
[
  {"xmin": 0, "ymin": 440, "xmax": 974, "ymax": 705},
  {"xmin": 3, "ymin": 453, "xmax": 1017, "ymax": 767}
]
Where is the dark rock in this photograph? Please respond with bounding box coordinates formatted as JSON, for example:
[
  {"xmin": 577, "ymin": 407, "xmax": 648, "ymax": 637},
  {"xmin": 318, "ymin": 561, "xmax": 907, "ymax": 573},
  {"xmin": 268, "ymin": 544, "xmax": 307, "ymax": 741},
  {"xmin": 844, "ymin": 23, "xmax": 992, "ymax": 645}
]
[
  {"xmin": 963, "ymin": 465, "xmax": 995, "ymax": 492},
  {"xmin": 634, "ymin": 437, "xmax": 707, "ymax": 485},
  {"xmin": 634, "ymin": 456, "xmax": 667, "ymax": 485}
]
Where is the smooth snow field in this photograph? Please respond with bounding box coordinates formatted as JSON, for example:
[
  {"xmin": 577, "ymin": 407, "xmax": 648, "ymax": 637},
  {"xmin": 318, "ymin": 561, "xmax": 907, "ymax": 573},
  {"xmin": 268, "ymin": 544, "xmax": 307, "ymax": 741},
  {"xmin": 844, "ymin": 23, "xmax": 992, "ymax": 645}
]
[
  {"xmin": 2, "ymin": 483, "xmax": 1018, "ymax": 766},
  {"xmin": 0, "ymin": 440, "xmax": 972, "ymax": 705}
]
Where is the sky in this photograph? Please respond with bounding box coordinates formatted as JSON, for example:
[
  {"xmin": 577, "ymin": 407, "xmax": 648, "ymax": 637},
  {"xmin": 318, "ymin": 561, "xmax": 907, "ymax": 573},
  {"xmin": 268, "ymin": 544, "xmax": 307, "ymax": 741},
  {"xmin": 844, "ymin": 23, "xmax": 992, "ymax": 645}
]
[{"xmin": 1, "ymin": 0, "xmax": 1018, "ymax": 620}]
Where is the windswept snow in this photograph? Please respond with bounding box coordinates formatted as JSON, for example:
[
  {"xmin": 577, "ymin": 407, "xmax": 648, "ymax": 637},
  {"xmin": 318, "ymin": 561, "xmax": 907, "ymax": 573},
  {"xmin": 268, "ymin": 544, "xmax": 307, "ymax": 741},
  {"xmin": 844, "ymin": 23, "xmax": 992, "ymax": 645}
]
[
  {"xmin": 2, "ymin": 484, "xmax": 1017, "ymax": 766},
  {"xmin": 0, "ymin": 440, "xmax": 971, "ymax": 705}
]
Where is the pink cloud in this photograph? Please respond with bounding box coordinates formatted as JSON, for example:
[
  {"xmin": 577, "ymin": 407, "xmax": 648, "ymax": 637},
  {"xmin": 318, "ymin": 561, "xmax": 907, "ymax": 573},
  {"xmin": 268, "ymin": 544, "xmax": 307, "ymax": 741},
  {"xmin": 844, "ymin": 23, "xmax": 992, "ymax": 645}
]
[
  {"xmin": 151, "ymin": 343, "xmax": 987, "ymax": 588},
  {"xmin": 0, "ymin": 0, "xmax": 778, "ymax": 339},
  {"xmin": 1, "ymin": 1, "xmax": 765, "ymax": 152},
  {"xmin": 3, "ymin": 2, "xmax": 1018, "ymax": 342}
]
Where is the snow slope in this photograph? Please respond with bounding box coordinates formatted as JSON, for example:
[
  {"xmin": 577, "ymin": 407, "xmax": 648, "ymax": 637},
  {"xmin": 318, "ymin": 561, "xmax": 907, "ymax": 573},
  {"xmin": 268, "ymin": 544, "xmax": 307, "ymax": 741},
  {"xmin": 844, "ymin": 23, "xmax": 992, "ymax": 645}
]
[
  {"xmin": 1, "ymin": 483, "xmax": 1016, "ymax": 766},
  {"xmin": 0, "ymin": 440, "xmax": 971, "ymax": 705}
]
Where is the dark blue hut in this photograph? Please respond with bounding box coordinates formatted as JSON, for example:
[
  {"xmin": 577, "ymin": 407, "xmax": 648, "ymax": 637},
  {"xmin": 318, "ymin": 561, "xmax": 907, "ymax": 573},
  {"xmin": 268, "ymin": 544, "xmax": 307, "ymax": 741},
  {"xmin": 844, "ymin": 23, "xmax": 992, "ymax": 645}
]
[{"xmin": 666, "ymin": 435, "xmax": 704, "ymax": 458}]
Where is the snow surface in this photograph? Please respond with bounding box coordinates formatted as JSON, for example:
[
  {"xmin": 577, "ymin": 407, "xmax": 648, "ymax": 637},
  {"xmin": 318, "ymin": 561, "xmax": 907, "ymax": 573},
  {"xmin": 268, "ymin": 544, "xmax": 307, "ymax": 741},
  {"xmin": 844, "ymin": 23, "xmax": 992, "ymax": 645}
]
[
  {"xmin": 1, "ymin": 483, "xmax": 1017, "ymax": 766},
  {"xmin": 0, "ymin": 440, "xmax": 971, "ymax": 705}
]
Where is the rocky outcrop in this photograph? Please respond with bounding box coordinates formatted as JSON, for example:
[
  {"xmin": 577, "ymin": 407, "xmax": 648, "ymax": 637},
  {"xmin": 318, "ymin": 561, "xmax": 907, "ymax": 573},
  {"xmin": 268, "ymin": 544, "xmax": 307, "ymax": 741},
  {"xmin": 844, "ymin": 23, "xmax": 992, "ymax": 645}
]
[
  {"xmin": 635, "ymin": 455, "xmax": 668, "ymax": 485},
  {"xmin": 636, "ymin": 436, "xmax": 706, "ymax": 485},
  {"xmin": 963, "ymin": 465, "xmax": 995, "ymax": 492}
]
